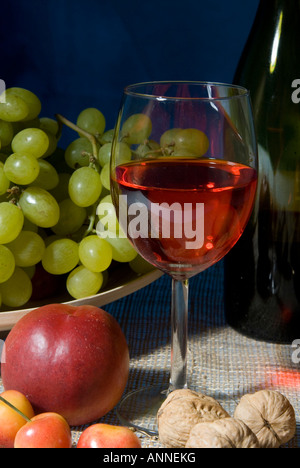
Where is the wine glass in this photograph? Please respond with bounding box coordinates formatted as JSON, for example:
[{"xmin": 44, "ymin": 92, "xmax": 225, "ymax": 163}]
[{"xmin": 110, "ymin": 81, "xmax": 258, "ymax": 435}]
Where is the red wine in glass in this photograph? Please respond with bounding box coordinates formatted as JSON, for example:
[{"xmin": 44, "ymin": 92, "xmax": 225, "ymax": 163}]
[{"xmin": 113, "ymin": 157, "xmax": 257, "ymax": 278}]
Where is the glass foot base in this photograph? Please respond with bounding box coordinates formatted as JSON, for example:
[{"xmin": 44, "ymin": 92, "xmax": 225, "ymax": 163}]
[
  {"xmin": 116, "ymin": 384, "xmax": 168, "ymax": 436},
  {"xmin": 116, "ymin": 384, "xmax": 238, "ymax": 437}
]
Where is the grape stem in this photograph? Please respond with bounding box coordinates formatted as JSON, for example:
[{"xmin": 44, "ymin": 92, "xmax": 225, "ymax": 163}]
[
  {"xmin": 55, "ymin": 114, "xmax": 102, "ymax": 238},
  {"xmin": 55, "ymin": 114, "xmax": 99, "ymax": 162},
  {"xmin": 6, "ymin": 186, "xmax": 22, "ymax": 205},
  {"xmin": 0, "ymin": 395, "xmax": 32, "ymax": 423},
  {"xmin": 81, "ymin": 151, "xmax": 100, "ymax": 172}
]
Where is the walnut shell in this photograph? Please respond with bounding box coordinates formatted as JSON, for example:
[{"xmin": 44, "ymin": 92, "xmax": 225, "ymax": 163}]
[
  {"xmin": 157, "ymin": 389, "xmax": 230, "ymax": 448},
  {"xmin": 234, "ymin": 390, "xmax": 296, "ymax": 448},
  {"xmin": 186, "ymin": 417, "xmax": 260, "ymax": 448}
]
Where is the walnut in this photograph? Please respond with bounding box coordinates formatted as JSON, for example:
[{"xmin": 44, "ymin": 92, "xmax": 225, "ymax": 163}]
[
  {"xmin": 234, "ymin": 390, "xmax": 296, "ymax": 448},
  {"xmin": 186, "ymin": 417, "xmax": 260, "ymax": 448},
  {"xmin": 157, "ymin": 388, "xmax": 230, "ymax": 448}
]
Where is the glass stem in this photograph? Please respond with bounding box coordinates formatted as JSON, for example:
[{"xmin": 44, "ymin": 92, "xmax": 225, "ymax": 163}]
[{"xmin": 169, "ymin": 277, "xmax": 189, "ymax": 392}]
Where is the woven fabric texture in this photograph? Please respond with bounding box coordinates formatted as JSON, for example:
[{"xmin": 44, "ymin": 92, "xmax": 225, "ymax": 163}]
[{"xmin": 1, "ymin": 262, "xmax": 299, "ymax": 448}]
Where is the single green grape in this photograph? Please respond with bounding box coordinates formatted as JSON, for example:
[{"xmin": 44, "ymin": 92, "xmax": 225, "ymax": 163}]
[
  {"xmin": 173, "ymin": 128, "xmax": 210, "ymax": 157},
  {"xmin": 0, "ymin": 93, "xmax": 29, "ymax": 122},
  {"xmin": 66, "ymin": 265, "xmax": 103, "ymax": 299},
  {"xmin": 0, "ymin": 202, "xmax": 24, "ymax": 244},
  {"xmin": 39, "ymin": 117, "xmax": 59, "ymax": 136},
  {"xmin": 99, "ymin": 141, "xmax": 132, "ymax": 167},
  {"xmin": 98, "ymin": 233, "xmax": 138, "ymax": 263},
  {"xmin": 0, "ymin": 162, "xmax": 10, "ymax": 196},
  {"xmin": 41, "ymin": 131, "xmax": 58, "ymax": 158},
  {"xmin": 6, "ymin": 230, "xmax": 46, "ymax": 267},
  {"xmin": 52, "ymin": 198, "xmax": 87, "ymax": 236},
  {"xmin": 11, "ymin": 128, "xmax": 49, "ymax": 158},
  {"xmin": 7, "ymin": 87, "xmax": 42, "ymax": 121},
  {"xmin": 69, "ymin": 166, "xmax": 102, "ymax": 207},
  {"xmin": 100, "ymin": 128, "xmax": 115, "ymax": 144},
  {"xmin": 65, "ymin": 137, "xmax": 92, "ymax": 169},
  {"xmin": 100, "ymin": 163, "xmax": 110, "ymax": 190},
  {"xmin": 0, "ymin": 119, "xmax": 14, "ymax": 147},
  {"xmin": 29, "ymin": 159, "xmax": 59, "ymax": 190},
  {"xmin": 0, "ymin": 244, "xmax": 15, "ymax": 283},
  {"xmin": 0, "ymin": 267, "xmax": 32, "ymax": 308},
  {"xmin": 4, "ymin": 152, "xmax": 40, "ymax": 185},
  {"xmin": 160, "ymin": 128, "xmax": 181, "ymax": 148},
  {"xmin": 42, "ymin": 238, "xmax": 79, "ymax": 275},
  {"xmin": 19, "ymin": 186, "xmax": 60, "ymax": 228},
  {"xmin": 78, "ymin": 235, "xmax": 113, "ymax": 272},
  {"xmin": 98, "ymin": 143, "xmax": 112, "ymax": 167},
  {"xmin": 121, "ymin": 113, "xmax": 152, "ymax": 145},
  {"xmin": 76, "ymin": 108, "xmax": 106, "ymax": 136}
]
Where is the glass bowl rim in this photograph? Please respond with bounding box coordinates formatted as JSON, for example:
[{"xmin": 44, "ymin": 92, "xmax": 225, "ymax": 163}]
[{"xmin": 123, "ymin": 80, "xmax": 250, "ymax": 101}]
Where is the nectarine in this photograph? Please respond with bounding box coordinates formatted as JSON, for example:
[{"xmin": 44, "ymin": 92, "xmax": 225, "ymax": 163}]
[{"xmin": 1, "ymin": 304, "xmax": 129, "ymax": 425}]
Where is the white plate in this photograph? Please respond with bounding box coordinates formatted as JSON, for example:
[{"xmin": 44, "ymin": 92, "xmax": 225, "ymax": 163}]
[{"xmin": 0, "ymin": 266, "xmax": 163, "ymax": 331}]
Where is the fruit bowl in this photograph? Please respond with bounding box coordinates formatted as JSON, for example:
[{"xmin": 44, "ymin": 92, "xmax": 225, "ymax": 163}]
[{"xmin": 0, "ymin": 266, "xmax": 163, "ymax": 331}]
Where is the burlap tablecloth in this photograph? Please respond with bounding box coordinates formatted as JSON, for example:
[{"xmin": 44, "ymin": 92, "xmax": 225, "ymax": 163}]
[{"xmin": 1, "ymin": 261, "xmax": 299, "ymax": 448}]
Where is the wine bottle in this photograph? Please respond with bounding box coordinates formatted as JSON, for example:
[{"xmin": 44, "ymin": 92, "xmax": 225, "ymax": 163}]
[{"xmin": 224, "ymin": 0, "xmax": 300, "ymax": 343}]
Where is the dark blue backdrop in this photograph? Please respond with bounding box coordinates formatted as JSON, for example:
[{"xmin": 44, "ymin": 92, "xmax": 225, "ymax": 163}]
[{"xmin": 0, "ymin": 0, "xmax": 259, "ymax": 138}]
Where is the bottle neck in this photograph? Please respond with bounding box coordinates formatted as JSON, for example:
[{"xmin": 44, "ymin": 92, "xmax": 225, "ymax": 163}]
[
  {"xmin": 234, "ymin": 0, "xmax": 300, "ymax": 156},
  {"xmin": 235, "ymin": 0, "xmax": 300, "ymax": 84}
]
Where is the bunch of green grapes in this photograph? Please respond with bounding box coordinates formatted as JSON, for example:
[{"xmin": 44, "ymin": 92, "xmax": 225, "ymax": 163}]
[{"xmin": 0, "ymin": 87, "xmax": 153, "ymax": 310}]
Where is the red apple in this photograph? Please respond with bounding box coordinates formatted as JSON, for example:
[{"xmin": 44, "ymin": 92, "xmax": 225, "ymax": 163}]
[
  {"xmin": 0, "ymin": 390, "xmax": 35, "ymax": 448},
  {"xmin": 1, "ymin": 304, "xmax": 129, "ymax": 426},
  {"xmin": 14, "ymin": 412, "xmax": 72, "ymax": 448},
  {"xmin": 77, "ymin": 423, "xmax": 142, "ymax": 448}
]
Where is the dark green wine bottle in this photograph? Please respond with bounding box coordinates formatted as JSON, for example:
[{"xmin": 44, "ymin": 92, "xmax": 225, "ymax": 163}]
[{"xmin": 224, "ymin": 0, "xmax": 300, "ymax": 343}]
